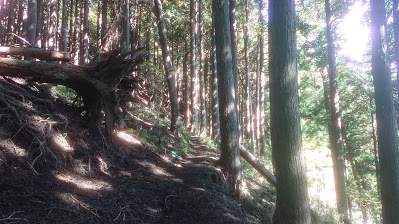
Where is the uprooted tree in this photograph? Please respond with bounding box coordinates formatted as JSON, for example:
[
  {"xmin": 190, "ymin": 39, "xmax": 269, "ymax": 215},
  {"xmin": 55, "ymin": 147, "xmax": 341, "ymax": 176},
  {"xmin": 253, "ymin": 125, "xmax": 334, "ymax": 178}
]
[{"xmin": 0, "ymin": 47, "xmax": 145, "ymax": 138}]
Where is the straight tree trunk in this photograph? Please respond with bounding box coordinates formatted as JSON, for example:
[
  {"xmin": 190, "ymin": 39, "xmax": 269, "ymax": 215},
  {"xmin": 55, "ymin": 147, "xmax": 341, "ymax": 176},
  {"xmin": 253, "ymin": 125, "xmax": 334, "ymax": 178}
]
[
  {"xmin": 60, "ymin": 0, "xmax": 68, "ymax": 52},
  {"xmin": 269, "ymin": 0, "xmax": 311, "ymax": 223},
  {"xmin": 68, "ymin": 0, "xmax": 74, "ymax": 46},
  {"xmin": 229, "ymin": 0, "xmax": 239, "ymax": 128},
  {"xmin": 183, "ymin": 40, "xmax": 190, "ymax": 128},
  {"xmin": 27, "ymin": 0, "xmax": 37, "ymax": 47},
  {"xmin": 211, "ymin": 12, "xmax": 220, "ymax": 142},
  {"xmin": 153, "ymin": 0, "xmax": 181, "ymax": 132},
  {"xmin": 369, "ymin": 98, "xmax": 381, "ymax": 195},
  {"xmin": 6, "ymin": 0, "xmax": 15, "ymax": 44},
  {"xmin": 190, "ymin": 0, "xmax": 199, "ymax": 134},
  {"xmin": 121, "ymin": 0, "xmax": 130, "ymax": 53},
  {"xmin": 16, "ymin": 0, "xmax": 24, "ymax": 36},
  {"xmin": 36, "ymin": 0, "xmax": 43, "ymax": 47},
  {"xmin": 213, "ymin": 0, "xmax": 241, "ymax": 196},
  {"xmin": 258, "ymin": 0, "xmax": 265, "ymax": 156},
  {"xmin": 324, "ymin": 0, "xmax": 350, "ymax": 223},
  {"xmin": 370, "ymin": 0, "xmax": 399, "ymax": 222},
  {"xmin": 81, "ymin": 0, "xmax": 89, "ymax": 64},
  {"xmin": 198, "ymin": 0, "xmax": 207, "ymax": 135},
  {"xmin": 244, "ymin": 0, "xmax": 254, "ymax": 152},
  {"xmin": 394, "ymin": 0, "xmax": 399, "ymax": 110},
  {"xmin": 101, "ymin": 0, "xmax": 107, "ymax": 45}
]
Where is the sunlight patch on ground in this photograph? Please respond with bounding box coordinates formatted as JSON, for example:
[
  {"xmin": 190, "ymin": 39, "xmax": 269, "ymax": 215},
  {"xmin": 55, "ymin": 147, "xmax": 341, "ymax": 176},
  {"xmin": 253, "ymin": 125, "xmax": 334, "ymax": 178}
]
[
  {"xmin": 51, "ymin": 132, "xmax": 74, "ymax": 153},
  {"xmin": 57, "ymin": 192, "xmax": 93, "ymax": 211},
  {"xmin": 55, "ymin": 173, "xmax": 113, "ymax": 191},
  {"xmin": 115, "ymin": 130, "xmax": 142, "ymax": 147},
  {"xmin": 0, "ymin": 139, "xmax": 27, "ymax": 157},
  {"xmin": 150, "ymin": 166, "xmax": 172, "ymax": 177}
]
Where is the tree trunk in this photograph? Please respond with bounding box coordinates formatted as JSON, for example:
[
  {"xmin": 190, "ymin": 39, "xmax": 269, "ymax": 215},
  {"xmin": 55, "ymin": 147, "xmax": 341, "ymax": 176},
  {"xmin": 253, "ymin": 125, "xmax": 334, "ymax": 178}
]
[
  {"xmin": 244, "ymin": 0, "xmax": 254, "ymax": 152},
  {"xmin": 153, "ymin": 0, "xmax": 181, "ymax": 132},
  {"xmin": 198, "ymin": 0, "xmax": 207, "ymax": 135},
  {"xmin": 211, "ymin": 12, "xmax": 220, "ymax": 142},
  {"xmin": 269, "ymin": 0, "xmax": 311, "ymax": 223},
  {"xmin": 27, "ymin": 0, "xmax": 37, "ymax": 47},
  {"xmin": 239, "ymin": 145, "xmax": 276, "ymax": 186},
  {"xmin": 258, "ymin": 0, "xmax": 265, "ymax": 156},
  {"xmin": 229, "ymin": 0, "xmax": 239, "ymax": 130},
  {"xmin": 369, "ymin": 98, "xmax": 381, "ymax": 196},
  {"xmin": 370, "ymin": 0, "xmax": 399, "ymax": 222},
  {"xmin": 36, "ymin": 0, "xmax": 43, "ymax": 47},
  {"xmin": 60, "ymin": 0, "xmax": 68, "ymax": 52},
  {"xmin": 183, "ymin": 40, "xmax": 190, "ymax": 128},
  {"xmin": 213, "ymin": 0, "xmax": 241, "ymax": 196},
  {"xmin": 81, "ymin": 0, "xmax": 89, "ymax": 64},
  {"xmin": 121, "ymin": 0, "xmax": 130, "ymax": 53},
  {"xmin": 190, "ymin": 0, "xmax": 199, "ymax": 134},
  {"xmin": 324, "ymin": 0, "xmax": 350, "ymax": 223},
  {"xmin": 101, "ymin": 0, "xmax": 108, "ymax": 46}
]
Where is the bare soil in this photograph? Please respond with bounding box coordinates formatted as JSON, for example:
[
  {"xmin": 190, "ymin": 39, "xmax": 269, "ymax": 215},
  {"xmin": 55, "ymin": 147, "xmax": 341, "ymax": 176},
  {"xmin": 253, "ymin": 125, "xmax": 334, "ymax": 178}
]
[{"xmin": 0, "ymin": 77, "xmax": 273, "ymax": 224}]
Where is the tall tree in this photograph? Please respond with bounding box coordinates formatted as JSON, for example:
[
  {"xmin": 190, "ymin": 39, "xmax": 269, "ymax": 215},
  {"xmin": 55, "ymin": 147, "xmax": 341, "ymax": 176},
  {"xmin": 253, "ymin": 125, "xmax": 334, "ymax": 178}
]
[
  {"xmin": 154, "ymin": 0, "xmax": 181, "ymax": 132},
  {"xmin": 213, "ymin": 0, "xmax": 241, "ymax": 196},
  {"xmin": 394, "ymin": 0, "xmax": 399, "ymax": 107},
  {"xmin": 324, "ymin": 0, "xmax": 350, "ymax": 223},
  {"xmin": 27, "ymin": 0, "xmax": 37, "ymax": 47},
  {"xmin": 269, "ymin": 0, "xmax": 311, "ymax": 222},
  {"xmin": 199, "ymin": 0, "xmax": 207, "ymax": 134},
  {"xmin": 257, "ymin": 0, "xmax": 265, "ymax": 156},
  {"xmin": 190, "ymin": 0, "xmax": 199, "ymax": 133},
  {"xmin": 101, "ymin": 0, "xmax": 108, "ymax": 46},
  {"xmin": 244, "ymin": 0, "xmax": 255, "ymax": 151},
  {"xmin": 229, "ymin": 0, "xmax": 239, "ymax": 126},
  {"xmin": 60, "ymin": 0, "xmax": 68, "ymax": 52},
  {"xmin": 81, "ymin": 0, "xmax": 89, "ymax": 64},
  {"xmin": 370, "ymin": 0, "xmax": 399, "ymax": 222},
  {"xmin": 211, "ymin": 10, "xmax": 220, "ymax": 142},
  {"xmin": 121, "ymin": 0, "xmax": 130, "ymax": 53}
]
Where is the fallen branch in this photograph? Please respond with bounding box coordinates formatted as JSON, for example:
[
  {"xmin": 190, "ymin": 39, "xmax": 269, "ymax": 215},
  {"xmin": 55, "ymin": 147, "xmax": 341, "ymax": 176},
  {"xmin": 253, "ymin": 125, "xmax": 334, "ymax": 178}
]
[
  {"xmin": 0, "ymin": 46, "xmax": 71, "ymax": 62},
  {"xmin": 239, "ymin": 145, "xmax": 276, "ymax": 186}
]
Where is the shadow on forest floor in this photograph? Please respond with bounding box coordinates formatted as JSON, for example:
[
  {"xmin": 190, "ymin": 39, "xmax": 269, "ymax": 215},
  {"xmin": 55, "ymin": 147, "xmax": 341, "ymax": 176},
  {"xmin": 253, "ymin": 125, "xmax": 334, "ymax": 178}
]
[{"xmin": 0, "ymin": 77, "xmax": 273, "ymax": 224}]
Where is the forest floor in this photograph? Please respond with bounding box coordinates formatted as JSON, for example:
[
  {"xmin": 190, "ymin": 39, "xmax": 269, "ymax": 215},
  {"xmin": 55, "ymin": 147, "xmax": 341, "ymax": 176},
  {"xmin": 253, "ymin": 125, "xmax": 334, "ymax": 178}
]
[{"xmin": 0, "ymin": 76, "xmax": 274, "ymax": 224}]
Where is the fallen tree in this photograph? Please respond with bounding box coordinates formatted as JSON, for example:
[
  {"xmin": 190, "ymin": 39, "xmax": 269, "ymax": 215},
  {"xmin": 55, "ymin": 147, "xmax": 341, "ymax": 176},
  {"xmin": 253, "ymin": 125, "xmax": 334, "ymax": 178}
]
[
  {"xmin": 239, "ymin": 145, "xmax": 277, "ymax": 186},
  {"xmin": 0, "ymin": 47, "xmax": 71, "ymax": 62},
  {"xmin": 0, "ymin": 47, "xmax": 145, "ymax": 137}
]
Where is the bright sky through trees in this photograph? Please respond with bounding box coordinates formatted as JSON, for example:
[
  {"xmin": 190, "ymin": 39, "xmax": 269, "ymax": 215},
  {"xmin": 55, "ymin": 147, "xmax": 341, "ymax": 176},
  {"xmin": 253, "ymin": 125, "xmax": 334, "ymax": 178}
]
[{"xmin": 339, "ymin": 2, "xmax": 369, "ymax": 62}]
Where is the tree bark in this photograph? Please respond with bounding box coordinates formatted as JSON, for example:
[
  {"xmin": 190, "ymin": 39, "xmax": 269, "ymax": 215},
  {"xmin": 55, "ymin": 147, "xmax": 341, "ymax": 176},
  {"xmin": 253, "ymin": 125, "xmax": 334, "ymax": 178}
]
[
  {"xmin": 324, "ymin": 0, "xmax": 350, "ymax": 223},
  {"xmin": 101, "ymin": 0, "xmax": 108, "ymax": 45},
  {"xmin": 80, "ymin": 0, "xmax": 89, "ymax": 64},
  {"xmin": 153, "ymin": 0, "xmax": 181, "ymax": 132},
  {"xmin": 229, "ymin": 0, "xmax": 239, "ymax": 130},
  {"xmin": 371, "ymin": 0, "xmax": 399, "ymax": 222},
  {"xmin": 244, "ymin": 0, "xmax": 254, "ymax": 152},
  {"xmin": 190, "ymin": 0, "xmax": 199, "ymax": 134},
  {"xmin": 27, "ymin": 0, "xmax": 37, "ymax": 47},
  {"xmin": 213, "ymin": 0, "xmax": 241, "ymax": 196},
  {"xmin": 198, "ymin": 0, "xmax": 207, "ymax": 135},
  {"xmin": 60, "ymin": 0, "xmax": 68, "ymax": 52},
  {"xmin": 121, "ymin": 0, "xmax": 130, "ymax": 53},
  {"xmin": 0, "ymin": 47, "xmax": 71, "ymax": 61},
  {"xmin": 211, "ymin": 12, "xmax": 220, "ymax": 142},
  {"xmin": 269, "ymin": 0, "xmax": 311, "ymax": 223}
]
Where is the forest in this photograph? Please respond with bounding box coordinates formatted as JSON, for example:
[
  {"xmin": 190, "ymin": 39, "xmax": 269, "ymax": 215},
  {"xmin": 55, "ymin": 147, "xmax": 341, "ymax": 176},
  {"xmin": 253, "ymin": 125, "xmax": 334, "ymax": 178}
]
[{"xmin": 0, "ymin": 0, "xmax": 398, "ymax": 223}]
